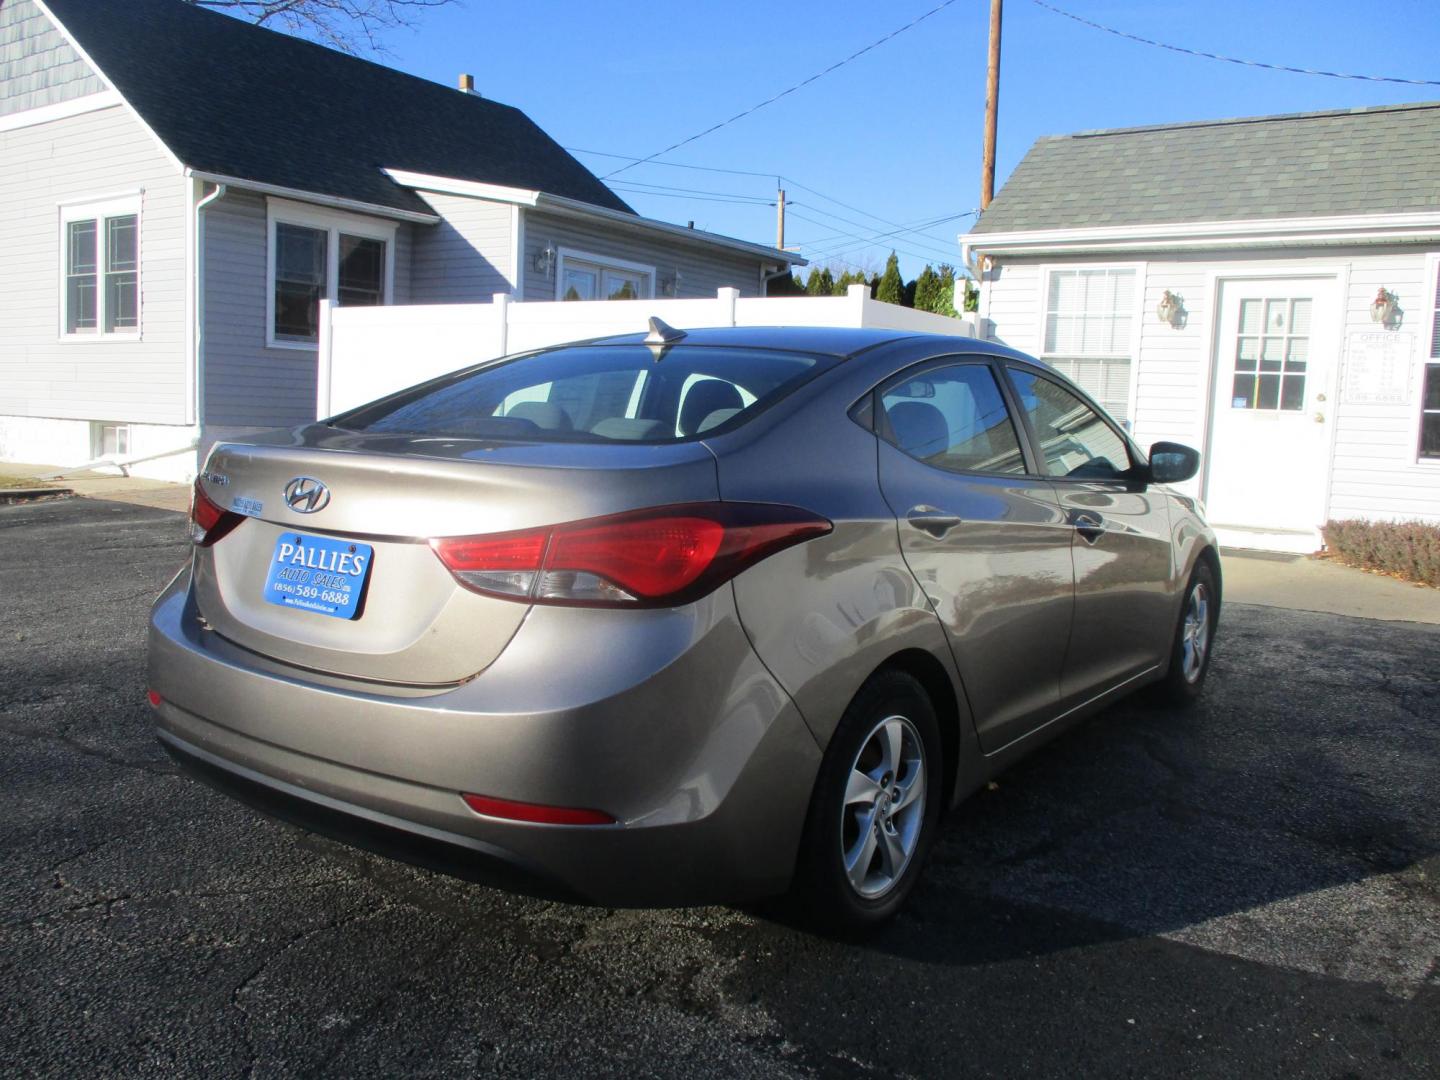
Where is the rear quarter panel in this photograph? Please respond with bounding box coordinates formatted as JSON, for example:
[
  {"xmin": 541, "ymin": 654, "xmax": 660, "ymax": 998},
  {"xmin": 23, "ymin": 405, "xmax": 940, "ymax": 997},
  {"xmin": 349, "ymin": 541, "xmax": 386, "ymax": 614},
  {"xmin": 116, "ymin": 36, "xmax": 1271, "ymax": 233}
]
[{"xmin": 707, "ymin": 345, "xmax": 977, "ymax": 760}]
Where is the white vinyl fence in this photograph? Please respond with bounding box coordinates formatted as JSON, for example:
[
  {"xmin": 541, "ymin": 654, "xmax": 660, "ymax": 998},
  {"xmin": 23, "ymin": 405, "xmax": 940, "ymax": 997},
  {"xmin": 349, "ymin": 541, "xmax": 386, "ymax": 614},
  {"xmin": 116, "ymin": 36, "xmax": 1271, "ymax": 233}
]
[{"xmin": 317, "ymin": 285, "xmax": 977, "ymax": 416}]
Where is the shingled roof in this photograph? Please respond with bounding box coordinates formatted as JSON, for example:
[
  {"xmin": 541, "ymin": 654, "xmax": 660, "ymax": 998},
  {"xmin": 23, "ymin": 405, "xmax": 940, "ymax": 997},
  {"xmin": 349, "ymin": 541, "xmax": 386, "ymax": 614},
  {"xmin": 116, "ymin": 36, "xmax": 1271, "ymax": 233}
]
[
  {"xmin": 971, "ymin": 102, "xmax": 1440, "ymax": 234},
  {"xmin": 40, "ymin": 0, "xmax": 634, "ymax": 218}
]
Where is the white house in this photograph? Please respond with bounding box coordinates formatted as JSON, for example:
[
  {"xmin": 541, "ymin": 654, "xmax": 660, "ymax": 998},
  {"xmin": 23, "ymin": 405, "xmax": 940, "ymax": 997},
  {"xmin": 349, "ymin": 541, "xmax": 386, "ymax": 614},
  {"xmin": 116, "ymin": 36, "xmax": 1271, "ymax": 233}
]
[
  {"xmin": 0, "ymin": 0, "xmax": 803, "ymax": 480},
  {"xmin": 963, "ymin": 103, "xmax": 1440, "ymax": 552}
]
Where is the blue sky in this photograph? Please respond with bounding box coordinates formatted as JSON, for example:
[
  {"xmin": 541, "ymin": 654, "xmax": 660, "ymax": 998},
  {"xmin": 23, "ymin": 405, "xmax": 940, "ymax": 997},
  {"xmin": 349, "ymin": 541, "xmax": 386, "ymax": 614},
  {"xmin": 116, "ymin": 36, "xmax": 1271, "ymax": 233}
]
[{"xmin": 363, "ymin": 0, "xmax": 1439, "ymax": 280}]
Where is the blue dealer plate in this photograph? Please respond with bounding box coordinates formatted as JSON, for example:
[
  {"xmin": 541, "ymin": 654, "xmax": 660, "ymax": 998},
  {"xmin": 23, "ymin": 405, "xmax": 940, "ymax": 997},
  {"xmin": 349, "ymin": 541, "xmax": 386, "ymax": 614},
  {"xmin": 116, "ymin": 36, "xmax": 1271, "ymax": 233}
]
[{"xmin": 262, "ymin": 532, "xmax": 373, "ymax": 619}]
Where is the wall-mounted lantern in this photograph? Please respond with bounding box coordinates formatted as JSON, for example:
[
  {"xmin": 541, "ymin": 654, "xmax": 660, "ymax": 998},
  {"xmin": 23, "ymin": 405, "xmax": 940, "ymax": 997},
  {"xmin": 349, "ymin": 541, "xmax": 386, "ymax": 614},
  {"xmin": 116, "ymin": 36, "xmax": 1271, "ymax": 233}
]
[
  {"xmin": 532, "ymin": 245, "xmax": 556, "ymax": 277},
  {"xmin": 661, "ymin": 269, "xmax": 683, "ymax": 297},
  {"xmin": 1370, "ymin": 287, "xmax": 1400, "ymax": 329},
  {"xmin": 1156, "ymin": 290, "xmax": 1186, "ymax": 329}
]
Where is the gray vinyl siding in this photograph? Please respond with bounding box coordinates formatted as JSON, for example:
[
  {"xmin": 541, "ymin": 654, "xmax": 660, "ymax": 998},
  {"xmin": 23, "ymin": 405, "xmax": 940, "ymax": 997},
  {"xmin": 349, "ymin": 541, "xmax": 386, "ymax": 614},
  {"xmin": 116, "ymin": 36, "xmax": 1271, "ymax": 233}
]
[
  {"xmin": 0, "ymin": 0, "xmax": 106, "ymax": 117},
  {"xmin": 409, "ymin": 191, "xmax": 513, "ymax": 301},
  {"xmin": 0, "ymin": 102, "xmax": 187, "ymax": 424},
  {"xmin": 202, "ymin": 188, "xmax": 414, "ymax": 428},
  {"xmin": 521, "ymin": 209, "xmax": 764, "ymax": 302}
]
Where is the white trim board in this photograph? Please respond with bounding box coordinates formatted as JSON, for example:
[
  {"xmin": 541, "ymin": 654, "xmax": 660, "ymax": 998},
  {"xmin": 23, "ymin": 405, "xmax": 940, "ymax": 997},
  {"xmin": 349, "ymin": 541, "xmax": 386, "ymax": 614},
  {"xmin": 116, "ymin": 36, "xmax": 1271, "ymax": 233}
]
[
  {"xmin": 0, "ymin": 90, "xmax": 123, "ymax": 133},
  {"xmin": 963, "ymin": 211, "xmax": 1440, "ymax": 261}
]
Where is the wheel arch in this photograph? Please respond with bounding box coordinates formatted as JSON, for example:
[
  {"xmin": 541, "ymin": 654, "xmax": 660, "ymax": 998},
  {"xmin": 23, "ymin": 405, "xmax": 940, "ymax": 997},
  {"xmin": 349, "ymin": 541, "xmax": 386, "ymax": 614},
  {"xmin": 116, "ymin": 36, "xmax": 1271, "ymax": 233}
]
[{"xmin": 870, "ymin": 648, "xmax": 963, "ymax": 809}]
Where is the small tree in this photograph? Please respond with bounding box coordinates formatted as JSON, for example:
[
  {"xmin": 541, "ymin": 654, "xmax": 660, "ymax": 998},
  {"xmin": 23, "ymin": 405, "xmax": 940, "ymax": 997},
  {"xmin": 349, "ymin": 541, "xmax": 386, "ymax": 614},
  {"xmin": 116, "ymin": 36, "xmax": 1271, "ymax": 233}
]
[
  {"xmin": 913, "ymin": 265, "xmax": 941, "ymax": 313},
  {"xmin": 184, "ymin": 0, "xmax": 457, "ymax": 54},
  {"xmin": 875, "ymin": 252, "xmax": 905, "ymax": 306}
]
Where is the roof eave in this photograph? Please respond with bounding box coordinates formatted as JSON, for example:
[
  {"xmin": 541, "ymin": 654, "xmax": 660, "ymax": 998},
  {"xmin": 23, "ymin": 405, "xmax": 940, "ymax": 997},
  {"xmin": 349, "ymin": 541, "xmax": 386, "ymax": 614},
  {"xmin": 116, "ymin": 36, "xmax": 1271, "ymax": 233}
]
[
  {"xmin": 383, "ymin": 168, "xmax": 804, "ymax": 267},
  {"xmin": 963, "ymin": 210, "xmax": 1440, "ymax": 262},
  {"xmin": 187, "ymin": 169, "xmax": 440, "ymax": 224}
]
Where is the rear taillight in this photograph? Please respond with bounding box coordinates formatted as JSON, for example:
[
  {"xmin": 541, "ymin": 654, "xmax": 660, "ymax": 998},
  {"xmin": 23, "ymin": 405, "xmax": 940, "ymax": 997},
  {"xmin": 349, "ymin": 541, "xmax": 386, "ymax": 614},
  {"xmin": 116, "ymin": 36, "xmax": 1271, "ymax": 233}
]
[
  {"xmin": 190, "ymin": 480, "xmax": 244, "ymax": 547},
  {"xmin": 430, "ymin": 502, "xmax": 832, "ymax": 607}
]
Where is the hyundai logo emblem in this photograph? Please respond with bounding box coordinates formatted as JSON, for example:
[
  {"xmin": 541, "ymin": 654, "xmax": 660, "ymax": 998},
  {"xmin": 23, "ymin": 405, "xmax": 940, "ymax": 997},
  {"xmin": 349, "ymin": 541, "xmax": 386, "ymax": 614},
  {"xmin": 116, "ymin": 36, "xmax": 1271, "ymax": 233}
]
[{"xmin": 283, "ymin": 476, "xmax": 331, "ymax": 514}]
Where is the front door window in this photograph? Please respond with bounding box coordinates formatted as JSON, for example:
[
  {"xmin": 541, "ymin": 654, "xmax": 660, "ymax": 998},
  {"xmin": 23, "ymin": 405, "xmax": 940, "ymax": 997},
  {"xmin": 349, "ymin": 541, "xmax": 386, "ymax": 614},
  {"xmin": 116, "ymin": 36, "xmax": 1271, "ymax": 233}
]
[{"xmin": 1232, "ymin": 298, "xmax": 1310, "ymax": 412}]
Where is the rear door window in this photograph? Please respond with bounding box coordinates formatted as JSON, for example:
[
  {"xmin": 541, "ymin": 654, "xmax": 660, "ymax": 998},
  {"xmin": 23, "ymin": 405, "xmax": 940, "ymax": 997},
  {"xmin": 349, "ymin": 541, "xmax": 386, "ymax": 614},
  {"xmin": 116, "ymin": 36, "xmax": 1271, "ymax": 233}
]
[
  {"xmin": 877, "ymin": 362, "xmax": 1027, "ymax": 475},
  {"xmin": 334, "ymin": 344, "xmax": 834, "ymax": 443}
]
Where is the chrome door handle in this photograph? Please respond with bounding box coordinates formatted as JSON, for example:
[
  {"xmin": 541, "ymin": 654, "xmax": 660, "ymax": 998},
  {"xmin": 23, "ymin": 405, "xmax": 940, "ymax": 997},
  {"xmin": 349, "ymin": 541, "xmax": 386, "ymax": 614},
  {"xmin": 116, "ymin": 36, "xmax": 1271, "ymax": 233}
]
[
  {"xmin": 907, "ymin": 507, "xmax": 962, "ymax": 537},
  {"xmin": 1070, "ymin": 510, "xmax": 1106, "ymax": 540}
]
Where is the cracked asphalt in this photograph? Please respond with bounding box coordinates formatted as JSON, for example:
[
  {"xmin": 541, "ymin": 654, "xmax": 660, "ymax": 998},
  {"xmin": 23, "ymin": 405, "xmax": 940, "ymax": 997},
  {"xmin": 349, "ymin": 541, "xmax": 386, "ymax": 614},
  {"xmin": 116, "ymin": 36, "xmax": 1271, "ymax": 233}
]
[{"xmin": 2, "ymin": 496, "xmax": 1438, "ymax": 1078}]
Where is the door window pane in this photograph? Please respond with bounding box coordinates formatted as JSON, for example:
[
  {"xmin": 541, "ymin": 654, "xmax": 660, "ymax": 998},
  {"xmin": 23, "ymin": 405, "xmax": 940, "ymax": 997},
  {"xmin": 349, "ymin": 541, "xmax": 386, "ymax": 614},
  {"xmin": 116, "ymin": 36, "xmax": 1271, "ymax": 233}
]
[
  {"xmin": 275, "ymin": 223, "xmax": 327, "ymax": 341},
  {"xmin": 1009, "ymin": 369, "xmax": 1132, "ymax": 480},
  {"xmin": 603, "ymin": 270, "xmax": 644, "ymax": 301},
  {"xmin": 1232, "ymin": 295, "xmax": 1309, "ymax": 411},
  {"xmin": 338, "ymin": 234, "xmax": 385, "ymax": 306},
  {"xmin": 66, "ymin": 220, "xmax": 98, "ymax": 333},
  {"xmin": 561, "ymin": 266, "xmax": 597, "ymax": 301},
  {"xmin": 879, "ymin": 364, "xmax": 1026, "ymax": 474}
]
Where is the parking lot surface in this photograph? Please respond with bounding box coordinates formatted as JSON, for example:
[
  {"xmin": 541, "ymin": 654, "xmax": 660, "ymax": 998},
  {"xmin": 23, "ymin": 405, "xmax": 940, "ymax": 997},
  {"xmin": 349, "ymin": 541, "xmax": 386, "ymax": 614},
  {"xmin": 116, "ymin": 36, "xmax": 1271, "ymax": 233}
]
[{"xmin": 2, "ymin": 496, "xmax": 1437, "ymax": 1078}]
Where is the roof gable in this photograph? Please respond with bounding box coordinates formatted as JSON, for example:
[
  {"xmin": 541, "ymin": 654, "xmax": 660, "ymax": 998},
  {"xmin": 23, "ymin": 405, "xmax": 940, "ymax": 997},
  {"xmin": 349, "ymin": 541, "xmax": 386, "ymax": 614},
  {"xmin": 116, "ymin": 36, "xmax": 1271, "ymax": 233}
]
[
  {"xmin": 39, "ymin": 0, "xmax": 633, "ymax": 218},
  {"xmin": 971, "ymin": 102, "xmax": 1440, "ymax": 234}
]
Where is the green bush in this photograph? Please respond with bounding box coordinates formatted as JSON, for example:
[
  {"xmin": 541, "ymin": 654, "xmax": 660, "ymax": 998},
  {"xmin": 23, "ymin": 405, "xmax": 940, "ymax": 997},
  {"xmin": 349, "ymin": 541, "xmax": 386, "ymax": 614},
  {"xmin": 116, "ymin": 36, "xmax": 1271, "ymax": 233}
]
[{"xmin": 1320, "ymin": 519, "xmax": 1440, "ymax": 587}]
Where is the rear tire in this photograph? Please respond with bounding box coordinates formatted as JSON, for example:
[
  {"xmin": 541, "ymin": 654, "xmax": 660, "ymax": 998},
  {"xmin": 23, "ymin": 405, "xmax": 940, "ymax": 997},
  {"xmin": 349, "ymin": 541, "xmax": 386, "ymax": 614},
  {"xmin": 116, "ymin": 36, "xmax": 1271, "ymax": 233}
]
[
  {"xmin": 793, "ymin": 670, "xmax": 943, "ymax": 932},
  {"xmin": 1154, "ymin": 559, "xmax": 1218, "ymax": 705}
]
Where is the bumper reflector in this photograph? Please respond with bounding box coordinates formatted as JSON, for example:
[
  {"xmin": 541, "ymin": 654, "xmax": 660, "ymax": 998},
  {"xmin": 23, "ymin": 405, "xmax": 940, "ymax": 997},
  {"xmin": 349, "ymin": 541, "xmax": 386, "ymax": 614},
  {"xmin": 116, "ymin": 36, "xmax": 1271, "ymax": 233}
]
[
  {"xmin": 461, "ymin": 792, "xmax": 615, "ymax": 826},
  {"xmin": 146, "ymin": 689, "xmax": 163, "ymax": 708}
]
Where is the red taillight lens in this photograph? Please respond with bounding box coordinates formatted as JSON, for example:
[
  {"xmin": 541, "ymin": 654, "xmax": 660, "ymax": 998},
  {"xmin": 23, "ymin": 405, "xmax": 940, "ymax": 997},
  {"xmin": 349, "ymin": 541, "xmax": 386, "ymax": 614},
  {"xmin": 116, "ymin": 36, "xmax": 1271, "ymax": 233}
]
[
  {"xmin": 431, "ymin": 502, "xmax": 831, "ymax": 607},
  {"xmin": 461, "ymin": 792, "xmax": 615, "ymax": 826},
  {"xmin": 146, "ymin": 689, "xmax": 162, "ymax": 709},
  {"xmin": 190, "ymin": 480, "xmax": 245, "ymax": 547}
]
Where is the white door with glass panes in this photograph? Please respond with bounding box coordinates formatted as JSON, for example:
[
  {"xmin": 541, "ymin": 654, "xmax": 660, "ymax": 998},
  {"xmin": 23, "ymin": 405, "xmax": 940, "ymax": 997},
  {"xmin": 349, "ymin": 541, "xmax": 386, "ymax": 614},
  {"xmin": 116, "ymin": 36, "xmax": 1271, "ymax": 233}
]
[
  {"xmin": 560, "ymin": 258, "xmax": 651, "ymax": 301},
  {"xmin": 1205, "ymin": 278, "xmax": 1338, "ymax": 530}
]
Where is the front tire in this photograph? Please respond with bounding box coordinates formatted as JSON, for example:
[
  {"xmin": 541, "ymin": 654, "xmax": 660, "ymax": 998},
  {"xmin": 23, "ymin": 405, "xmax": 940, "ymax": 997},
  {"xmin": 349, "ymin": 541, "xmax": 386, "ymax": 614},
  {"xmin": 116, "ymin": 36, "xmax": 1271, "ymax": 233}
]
[
  {"xmin": 793, "ymin": 670, "xmax": 943, "ymax": 932},
  {"xmin": 1155, "ymin": 558, "xmax": 1218, "ymax": 704}
]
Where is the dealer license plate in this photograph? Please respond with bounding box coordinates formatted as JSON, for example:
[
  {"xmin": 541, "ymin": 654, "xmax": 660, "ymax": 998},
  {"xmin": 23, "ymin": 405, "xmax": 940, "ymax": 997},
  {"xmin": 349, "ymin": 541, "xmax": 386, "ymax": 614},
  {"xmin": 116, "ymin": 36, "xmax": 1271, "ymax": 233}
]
[{"xmin": 262, "ymin": 532, "xmax": 373, "ymax": 619}]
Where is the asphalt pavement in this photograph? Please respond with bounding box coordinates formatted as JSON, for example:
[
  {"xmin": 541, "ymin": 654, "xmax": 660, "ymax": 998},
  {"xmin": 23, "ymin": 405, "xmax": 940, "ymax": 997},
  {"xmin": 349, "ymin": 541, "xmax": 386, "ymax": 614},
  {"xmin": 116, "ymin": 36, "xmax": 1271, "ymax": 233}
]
[{"xmin": 1, "ymin": 496, "xmax": 1436, "ymax": 1078}]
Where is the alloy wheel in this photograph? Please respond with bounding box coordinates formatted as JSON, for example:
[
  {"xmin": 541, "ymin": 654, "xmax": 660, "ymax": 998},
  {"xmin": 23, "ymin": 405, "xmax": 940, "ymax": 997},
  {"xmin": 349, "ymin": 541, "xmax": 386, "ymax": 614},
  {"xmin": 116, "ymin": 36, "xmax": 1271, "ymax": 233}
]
[
  {"xmin": 840, "ymin": 714, "xmax": 927, "ymax": 899},
  {"xmin": 1181, "ymin": 581, "xmax": 1211, "ymax": 684}
]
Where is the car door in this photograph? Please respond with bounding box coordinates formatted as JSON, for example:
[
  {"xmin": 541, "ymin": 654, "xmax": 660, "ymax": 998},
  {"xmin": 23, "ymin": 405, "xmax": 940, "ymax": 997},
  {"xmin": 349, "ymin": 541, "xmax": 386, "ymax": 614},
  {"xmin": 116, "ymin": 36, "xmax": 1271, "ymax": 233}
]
[
  {"xmin": 1004, "ymin": 364, "xmax": 1176, "ymax": 704},
  {"xmin": 872, "ymin": 357, "xmax": 1076, "ymax": 754}
]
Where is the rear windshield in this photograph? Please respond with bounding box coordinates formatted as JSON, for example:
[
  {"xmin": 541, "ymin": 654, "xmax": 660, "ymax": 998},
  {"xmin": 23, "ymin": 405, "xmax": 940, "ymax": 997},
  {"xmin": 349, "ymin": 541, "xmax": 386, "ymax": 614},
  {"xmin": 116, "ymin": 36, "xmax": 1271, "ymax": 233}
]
[{"xmin": 331, "ymin": 344, "xmax": 836, "ymax": 443}]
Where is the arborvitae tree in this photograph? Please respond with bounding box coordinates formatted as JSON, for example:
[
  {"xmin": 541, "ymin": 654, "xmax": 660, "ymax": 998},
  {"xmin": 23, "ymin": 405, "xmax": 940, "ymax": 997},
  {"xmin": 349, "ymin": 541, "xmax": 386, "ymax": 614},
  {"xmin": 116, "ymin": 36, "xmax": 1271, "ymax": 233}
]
[
  {"xmin": 913, "ymin": 265, "xmax": 941, "ymax": 313},
  {"xmin": 903, "ymin": 277, "xmax": 918, "ymax": 308},
  {"xmin": 805, "ymin": 267, "xmax": 836, "ymax": 296},
  {"xmin": 933, "ymin": 264, "xmax": 960, "ymax": 317},
  {"xmin": 875, "ymin": 252, "xmax": 905, "ymax": 306}
]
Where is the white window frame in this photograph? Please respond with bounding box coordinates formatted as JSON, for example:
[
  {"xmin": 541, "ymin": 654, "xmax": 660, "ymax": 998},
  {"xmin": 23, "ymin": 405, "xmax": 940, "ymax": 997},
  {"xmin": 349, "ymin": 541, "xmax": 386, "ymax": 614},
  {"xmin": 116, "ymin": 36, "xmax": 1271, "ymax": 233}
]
[
  {"xmin": 265, "ymin": 197, "xmax": 396, "ymax": 350},
  {"xmin": 1036, "ymin": 262, "xmax": 1144, "ymax": 423},
  {"xmin": 555, "ymin": 247, "xmax": 655, "ymax": 302},
  {"xmin": 1419, "ymin": 252, "xmax": 1440, "ymax": 465},
  {"xmin": 58, "ymin": 193, "xmax": 143, "ymax": 341}
]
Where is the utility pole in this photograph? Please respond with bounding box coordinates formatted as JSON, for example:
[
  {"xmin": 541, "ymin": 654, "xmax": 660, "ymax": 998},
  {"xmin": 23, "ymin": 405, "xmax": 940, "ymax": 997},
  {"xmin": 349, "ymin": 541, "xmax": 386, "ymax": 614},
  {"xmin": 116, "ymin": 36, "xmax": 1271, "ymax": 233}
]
[
  {"xmin": 980, "ymin": 0, "xmax": 1002, "ymax": 210},
  {"xmin": 776, "ymin": 187, "xmax": 786, "ymax": 250}
]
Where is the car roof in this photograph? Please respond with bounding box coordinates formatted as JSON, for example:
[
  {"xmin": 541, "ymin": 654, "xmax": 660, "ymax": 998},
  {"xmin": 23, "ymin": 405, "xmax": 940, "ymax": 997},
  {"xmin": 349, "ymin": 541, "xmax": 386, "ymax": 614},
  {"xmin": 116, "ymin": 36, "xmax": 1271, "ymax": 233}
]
[{"xmin": 582, "ymin": 324, "xmax": 989, "ymax": 359}]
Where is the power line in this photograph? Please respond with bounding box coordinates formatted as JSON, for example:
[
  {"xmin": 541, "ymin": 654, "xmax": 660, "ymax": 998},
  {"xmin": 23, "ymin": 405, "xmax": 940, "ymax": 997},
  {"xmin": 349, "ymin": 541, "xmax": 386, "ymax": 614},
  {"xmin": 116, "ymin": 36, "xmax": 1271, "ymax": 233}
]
[
  {"xmin": 602, "ymin": 0, "xmax": 966, "ymax": 179},
  {"xmin": 613, "ymin": 178, "xmax": 774, "ymax": 203},
  {"xmin": 565, "ymin": 147, "xmax": 779, "ymax": 180},
  {"xmin": 787, "ymin": 201, "xmax": 967, "ymax": 260},
  {"xmin": 788, "ymin": 210, "xmax": 971, "ymax": 266},
  {"xmin": 611, "ymin": 185, "xmax": 776, "ymax": 208},
  {"xmin": 1032, "ymin": 0, "xmax": 1440, "ymax": 86}
]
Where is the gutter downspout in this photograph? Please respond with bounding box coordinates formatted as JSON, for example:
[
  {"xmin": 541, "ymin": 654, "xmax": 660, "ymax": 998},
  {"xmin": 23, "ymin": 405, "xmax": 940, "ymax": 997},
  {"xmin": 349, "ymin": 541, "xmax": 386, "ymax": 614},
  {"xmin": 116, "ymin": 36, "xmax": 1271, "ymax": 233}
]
[
  {"xmin": 194, "ymin": 182, "xmax": 228, "ymax": 461},
  {"xmin": 761, "ymin": 262, "xmax": 794, "ymax": 297}
]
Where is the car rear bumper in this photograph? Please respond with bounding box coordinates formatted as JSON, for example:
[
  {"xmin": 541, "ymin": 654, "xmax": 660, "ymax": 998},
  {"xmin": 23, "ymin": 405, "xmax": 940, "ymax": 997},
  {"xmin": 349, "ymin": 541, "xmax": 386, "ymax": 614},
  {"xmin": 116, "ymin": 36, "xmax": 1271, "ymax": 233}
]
[{"xmin": 147, "ymin": 566, "xmax": 822, "ymax": 906}]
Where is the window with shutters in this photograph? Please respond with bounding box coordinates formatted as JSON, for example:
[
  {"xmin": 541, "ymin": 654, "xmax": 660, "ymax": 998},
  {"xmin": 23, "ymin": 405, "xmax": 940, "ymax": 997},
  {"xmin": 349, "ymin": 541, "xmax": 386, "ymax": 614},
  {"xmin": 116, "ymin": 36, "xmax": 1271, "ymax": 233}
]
[{"xmin": 1042, "ymin": 267, "xmax": 1137, "ymax": 422}]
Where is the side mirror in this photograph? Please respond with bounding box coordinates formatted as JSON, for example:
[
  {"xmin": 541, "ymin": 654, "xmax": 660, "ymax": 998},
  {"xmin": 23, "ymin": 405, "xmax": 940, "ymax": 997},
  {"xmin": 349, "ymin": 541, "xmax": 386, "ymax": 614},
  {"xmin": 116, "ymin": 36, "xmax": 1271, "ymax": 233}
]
[{"xmin": 1147, "ymin": 441, "xmax": 1200, "ymax": 485}]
